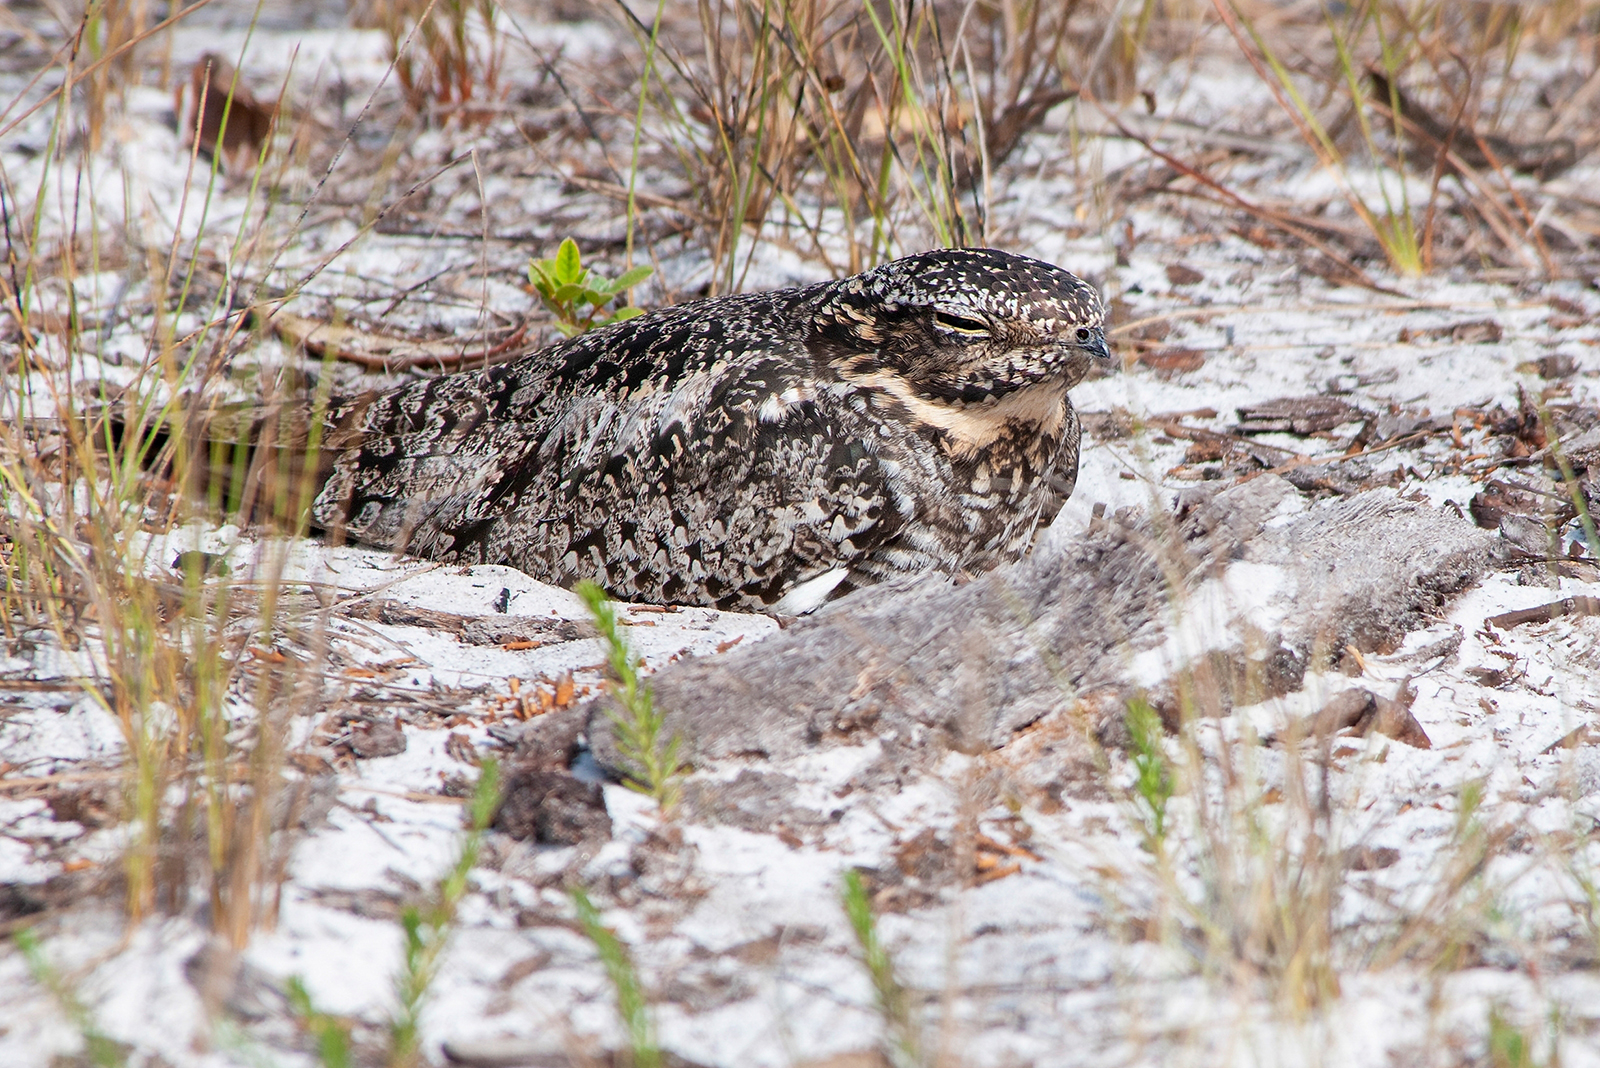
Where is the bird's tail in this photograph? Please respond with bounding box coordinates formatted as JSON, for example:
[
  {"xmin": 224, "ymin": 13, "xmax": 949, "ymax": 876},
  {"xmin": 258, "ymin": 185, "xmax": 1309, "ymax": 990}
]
[{"xmin": 102, "ymin": 393, "xmax": 362, "ymax": 533}]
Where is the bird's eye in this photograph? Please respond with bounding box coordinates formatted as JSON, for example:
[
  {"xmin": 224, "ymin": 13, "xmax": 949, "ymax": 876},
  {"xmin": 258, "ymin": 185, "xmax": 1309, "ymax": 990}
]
[
  {"xmin": 1075, "ymin": 327, "xmax": 1093, "ymax": 344},
  {"xmin": 933, "ymin": 311, "xmax": 989, "ymax": 335}
]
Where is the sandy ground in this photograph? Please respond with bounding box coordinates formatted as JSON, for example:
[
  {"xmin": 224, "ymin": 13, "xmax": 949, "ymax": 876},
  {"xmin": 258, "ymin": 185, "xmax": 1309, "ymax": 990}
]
[{"xmin": 3, "ymin": 2, "xmax": 1600, "ymax": 1066}]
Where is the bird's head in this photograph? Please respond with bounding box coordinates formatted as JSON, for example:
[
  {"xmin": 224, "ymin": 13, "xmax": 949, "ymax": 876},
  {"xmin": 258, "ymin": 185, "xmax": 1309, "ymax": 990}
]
[{"xmin": 809, "ymin": 248, "xmax": 1110, "ymax": 412}]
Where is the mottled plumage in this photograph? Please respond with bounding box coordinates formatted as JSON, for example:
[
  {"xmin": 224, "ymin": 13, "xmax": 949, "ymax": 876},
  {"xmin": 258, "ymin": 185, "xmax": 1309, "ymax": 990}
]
[{"xmin": 312, "ymin": 248, "xmax": 1109, "ymax": 612}]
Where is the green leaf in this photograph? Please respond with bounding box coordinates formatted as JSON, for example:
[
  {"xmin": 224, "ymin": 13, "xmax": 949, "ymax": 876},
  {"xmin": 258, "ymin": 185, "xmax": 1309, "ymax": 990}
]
[
  {"xmin": 613, "ymin": 265, "xmax": 654, "ymax": 290},
  {"xmin": 608, "ymin": 306, "xmax": 645, "ymax": 323},
  {"xmin": 554, "ymin": 238, "xmax": 582, "ymax": 283},
  {"xmin": 553, "ymin": 282, "xmax": 585, "ymax": 304}
]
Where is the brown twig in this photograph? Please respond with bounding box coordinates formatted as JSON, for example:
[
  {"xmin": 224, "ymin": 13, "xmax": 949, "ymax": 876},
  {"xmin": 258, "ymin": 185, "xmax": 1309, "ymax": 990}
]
[
  {"xmin": 268, "ymin": 311, "xmax": 530, "ymax": 371},
  {"xmin": 0, "ymin": 769, "xmax": 136, "ymax": 791},
  {"xmin": 1486, "ymin": 597, "xmax": 1600, "ymax": 630},
  {"xmin": 1369, "ymin": 71, "xmax": 1577, "ymax": 181},
  {"xmin": 1101, "ymin": 113, "xmax": 1401, "ymax": 296}
]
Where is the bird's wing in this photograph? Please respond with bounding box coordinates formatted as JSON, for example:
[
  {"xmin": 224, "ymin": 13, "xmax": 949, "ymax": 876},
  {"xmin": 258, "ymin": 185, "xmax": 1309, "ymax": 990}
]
[
  {"xmin": 312, "ymin": 318, "xmax": 919, "ymax": 610},
  {"xmin": 311, "ymin": 363, "xmax": 548, "ymax": 553},
  {"xmin": 492, "ymin": 355, "xmax": 918, "ymax": 610},
  {"xmin": 311, "ymin": 300, "xmax": 740, "ymax": 554},
  {"xmin": 662, "ymin": 370, "xmax": 918, "ymax": 609}
]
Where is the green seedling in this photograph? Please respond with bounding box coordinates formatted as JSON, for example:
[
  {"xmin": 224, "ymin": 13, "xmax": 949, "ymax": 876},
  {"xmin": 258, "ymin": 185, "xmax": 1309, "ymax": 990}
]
[
  {"xmin": 572, "ymin": 886, "xmax": 660, "ymax": 1068},
  {"xmin": 842, "ymin": 869, "xmax": 921, "ymax": 1068},
  {"xmin": 389, "ymin": 758, "xmax": 500, "ymax": 1068},
  {"xmin": 528, "ymin": 239, "xmax": 652, "ymax": 337},
  {"xmin": 17, "ymin": 928, "xmax": 128, "ymax": 1068},
  {"xmin": 576, "ymin": 580, "xmax": 687, "ymax": 813},
  {"xmin": 286, "ymin": 976, "xmax": 353, "ymax": 1068},
  {"xmin": 1487, "ymin": 1003, "xmax": 1554, "ymax": 1068},
  {"xmin": 1125, "ymin": 697, "xmax": 1173, "ymax": 851}
]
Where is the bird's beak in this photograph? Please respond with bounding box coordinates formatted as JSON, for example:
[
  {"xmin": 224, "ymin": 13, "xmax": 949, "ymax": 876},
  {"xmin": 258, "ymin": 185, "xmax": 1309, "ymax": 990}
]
[{"xmin": 1085, "ymin": 326, "xmax": 1114, "ymax": 369}]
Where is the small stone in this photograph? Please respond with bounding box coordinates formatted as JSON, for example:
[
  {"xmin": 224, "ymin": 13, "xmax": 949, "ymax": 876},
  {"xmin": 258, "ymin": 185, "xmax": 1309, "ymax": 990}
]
[
  {"xmin": 348, "ymin": 716, "xmax": 407, "ymax": 758},
  {"xmin": 1344, "ymin": 845, "xmax": 1401, "ymax": 871},
  {"xmin": 1535, "ymin": 353, "xmax": 1578, "ymax": 378},
  {"xmin": 493, "ymin": 770, "xmax": 611, "ymax": 844}
]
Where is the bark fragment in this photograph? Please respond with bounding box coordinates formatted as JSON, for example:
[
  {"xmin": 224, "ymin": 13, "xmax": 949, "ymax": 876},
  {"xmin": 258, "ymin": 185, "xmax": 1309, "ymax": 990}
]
[{"xmin": 588, "ymin": 480, "xmax": 1492, "ymax": 776}]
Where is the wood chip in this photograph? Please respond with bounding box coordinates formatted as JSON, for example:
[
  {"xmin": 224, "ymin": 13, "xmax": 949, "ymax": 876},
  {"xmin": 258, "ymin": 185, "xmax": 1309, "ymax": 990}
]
[
  {"xmin": 1138, "ymin": 348, "xmax": 1206, "ymax": 376},
  {"xmin": 1235, "ymin": 395, "xmax": 1361, "ymax": 435},
  {"xmin": 1398, "ymin": 319, "xmax": 1503, "ymax": 344},
  {"xmin": 176, "ymin": 53, "xmax": 279, "ymax": 174},
  {"xmin": 975, "ymin": 861, "xmax": 1022, "ymax": 884},
  {"xmin": 1165, "ymin": 263, "xmax": 1205, "ymax": 286},
  {"xmin": 975, "ymin": 832, "xmax": 1043, "ymax": 862},
  {"xmin": 1541, "ymin": 725, "xmax": 1598, "ymax": 754}
]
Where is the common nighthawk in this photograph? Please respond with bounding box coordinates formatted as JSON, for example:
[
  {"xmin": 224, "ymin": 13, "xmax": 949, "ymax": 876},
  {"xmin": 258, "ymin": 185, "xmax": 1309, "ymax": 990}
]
[{"xmin": 312, "ymin": 248, "xmax": 1109, "ymax": 613}]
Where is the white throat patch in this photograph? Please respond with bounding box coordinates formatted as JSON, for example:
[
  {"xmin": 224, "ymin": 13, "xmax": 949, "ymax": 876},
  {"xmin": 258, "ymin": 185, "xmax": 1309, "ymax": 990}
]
[{"xmin": 858, "ymin": 374, "xmax": 1069, "ymax": 459}]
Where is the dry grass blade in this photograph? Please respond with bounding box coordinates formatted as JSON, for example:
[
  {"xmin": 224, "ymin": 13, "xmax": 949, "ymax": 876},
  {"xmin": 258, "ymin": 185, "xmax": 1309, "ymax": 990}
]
[
  {"xmin": 357, "ymin": 0, "xmax": 506, "ymax": 125},
  {"xmin": 0, "ymin": 4, "xmax": 343, "ymax": 945},
  {"xmin": 604, "ymin": 0, "xmax": 1088, "ymax": 282},
  {"xmin": 0, "ymin": 0, "xmax": 223, "ymax": 143},
  {"xmin": 1102, "ymin": 110, "xmax": 1397, "ymax": 294},
  {"xmin": 1206, "ymin": 0, "xmax": 1598, "ymax": 276}
]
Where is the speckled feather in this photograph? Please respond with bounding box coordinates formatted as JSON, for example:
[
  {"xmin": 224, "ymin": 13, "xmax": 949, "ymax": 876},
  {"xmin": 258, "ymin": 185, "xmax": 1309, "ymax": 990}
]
[{"xmin": 312, "ymin": 248, "xmax": 1109, "ymax": 612}]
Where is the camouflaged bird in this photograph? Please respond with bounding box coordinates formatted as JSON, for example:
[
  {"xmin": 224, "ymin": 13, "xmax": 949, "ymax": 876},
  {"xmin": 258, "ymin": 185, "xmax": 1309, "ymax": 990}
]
[{"xmin": 312, "ymin": 248, "xmax": 1109, "ymax": 613}]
